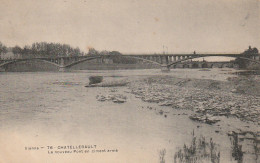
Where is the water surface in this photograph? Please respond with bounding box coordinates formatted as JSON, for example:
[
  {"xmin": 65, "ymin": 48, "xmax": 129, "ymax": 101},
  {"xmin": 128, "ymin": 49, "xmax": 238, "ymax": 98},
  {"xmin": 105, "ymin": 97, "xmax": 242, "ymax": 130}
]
[{"xmin": 0, "ymin": 69, "xmax": 257, "ymax": 163}]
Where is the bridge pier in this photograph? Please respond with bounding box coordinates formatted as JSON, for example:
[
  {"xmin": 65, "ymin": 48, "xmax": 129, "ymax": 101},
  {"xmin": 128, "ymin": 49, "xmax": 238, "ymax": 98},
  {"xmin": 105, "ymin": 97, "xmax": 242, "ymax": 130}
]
[
  {"xmin": 161, "ymin": 64, "xmax": 170, "ymax": 72},
  {"xmin": 59, "ymin": 67, "xmax": 68, "ymax": 72},
  {"xmin": 161, "ymin": 56, "xmax": 169, "ymax": 64}
]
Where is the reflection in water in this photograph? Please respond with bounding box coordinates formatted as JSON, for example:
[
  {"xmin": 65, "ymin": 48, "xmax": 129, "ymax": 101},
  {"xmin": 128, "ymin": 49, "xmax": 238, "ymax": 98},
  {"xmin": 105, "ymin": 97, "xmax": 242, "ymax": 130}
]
[{"xmin": 174, "ymin": 131, "xmax": 220, "ymax": 163}]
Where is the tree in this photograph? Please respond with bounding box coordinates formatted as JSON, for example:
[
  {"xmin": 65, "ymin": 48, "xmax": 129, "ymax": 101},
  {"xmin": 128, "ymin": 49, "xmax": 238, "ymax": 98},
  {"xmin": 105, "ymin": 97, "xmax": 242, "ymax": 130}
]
[
  {"xmin": 0, "ymin": 42, "xmax": 7, "ymax": 59},
  {"xmin": 252, "ymin": 47, "xmax": 258, "ymax": 54},
  {"xmin": 12, "ymin": 46, "xmax": 23, "ymax": 58},
  {"xmin": 13, "ymin": 42, "xmax": 85, "ymax": 58},
  {"xmin": 21, "ymin": 45, "xmax": 32, "ymax": 58},
  {"xmin": 100, "ymin": 50, "xmax": 109, "ymax": 55},
  {"xmin": 88, "ymin": 48, "xmax": 99, "ymax": 55},
  {"xmin": 107, "ymin": 51, "xmax": 137, "ymax": 64},
  {"xmin": 243, "ymin": 46, "xmax": 258, "ymax": 55},
  {"xmin": 109, "ymin": 51, "xmax": 121, "ymax": 55},
  {"xmin": 235, "ymin": 46, "xmax": 259, "ymax": 68}
]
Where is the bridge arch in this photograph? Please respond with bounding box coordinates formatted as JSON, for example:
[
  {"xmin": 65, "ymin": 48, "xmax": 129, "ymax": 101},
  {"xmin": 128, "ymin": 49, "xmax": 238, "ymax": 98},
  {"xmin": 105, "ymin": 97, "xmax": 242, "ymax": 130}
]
[
  {"xmin": 167, "ymin": 55, "xmax": 260, "ymax": 67},
  {"xmin": 64, "ymin": 55, "xmax": 162, "ymax": 68},
  {"xmin": 121, "ymin": 56, "xmax": 162, "ymax": 66},
  {"xmin": 1, "ymin": 54, "xmax": 259, "ymax": 71},
  {"xmin": 0, "ymin": 58, "xmax": 61, "ymax": 68},
  {"xmin": 64, "ymin": 56, "xmax": 102, "ymax": 68},
  {"xmin": 167, "ymin": 56, "xmax": 200, "ymax": 67}
]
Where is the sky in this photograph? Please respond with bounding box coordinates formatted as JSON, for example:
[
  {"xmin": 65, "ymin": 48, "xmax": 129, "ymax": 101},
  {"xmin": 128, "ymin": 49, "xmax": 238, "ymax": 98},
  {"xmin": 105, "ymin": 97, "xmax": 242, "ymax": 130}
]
[{"xmin": 0, "ymin": 0, "xmax": 259, "ymax": 54}]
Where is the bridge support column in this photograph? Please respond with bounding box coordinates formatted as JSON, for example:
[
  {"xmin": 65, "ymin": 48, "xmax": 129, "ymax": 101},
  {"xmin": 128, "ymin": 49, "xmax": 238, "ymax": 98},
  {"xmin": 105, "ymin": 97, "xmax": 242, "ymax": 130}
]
[
  {"xmin": 156, "ymin": 56, "xmax": 160, "ymax": 63},
  {"xmin": 161, "ymin": 64, "xmax": 170, "ymax": 72},
  {"xmin": 59, "ymin": 58, "xmax": 67, "ymax": 72},
  {"xmin": 161, "ymin": 56, "xmax": 169, "ymax": 65},
  {"xmin": 59, "ymin": 67, "xmax": 67, "ymax": 72}
]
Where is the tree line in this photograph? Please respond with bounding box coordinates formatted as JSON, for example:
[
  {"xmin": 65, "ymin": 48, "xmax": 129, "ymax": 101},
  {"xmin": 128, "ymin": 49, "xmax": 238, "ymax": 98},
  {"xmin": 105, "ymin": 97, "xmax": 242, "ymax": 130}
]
[
  {"xmin": 235, "ymin": 46, "xmax": 259, "ymax": 69},
  {"xmin": 87, "ymin": 48, "xmax": 138, "ymax": 64},
  {"xmin": 12, "ymin": 42, "xmax": 85, "ymax": 58},
  {"xmin": 0, "ymin": 41, "xmax": 137, "ymax": 64},
  {"xmin": 0, "ymin": 42, "xmax": 8, "ymax": 56},
  {"xmin": 1, "ymin": 41, "xmax": 128, "ymax": 57},
  {"xmin": 242, "ymin": 46, "xmax": 258, "ymax": 55}
]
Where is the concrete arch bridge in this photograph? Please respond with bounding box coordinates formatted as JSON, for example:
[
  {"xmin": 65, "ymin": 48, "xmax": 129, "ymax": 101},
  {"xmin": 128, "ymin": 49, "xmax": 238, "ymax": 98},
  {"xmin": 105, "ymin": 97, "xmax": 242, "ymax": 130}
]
[{"xmin": 0, "ymin": 53, "xmax": 259, "ymax": 72}]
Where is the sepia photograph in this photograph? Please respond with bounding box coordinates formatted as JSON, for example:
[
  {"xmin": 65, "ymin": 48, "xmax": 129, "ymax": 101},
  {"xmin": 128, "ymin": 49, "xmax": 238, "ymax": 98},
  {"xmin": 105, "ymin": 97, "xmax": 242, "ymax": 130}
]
[{"xmin": 0, "ymin": 0, "xmax": 259, "ymax": 162}]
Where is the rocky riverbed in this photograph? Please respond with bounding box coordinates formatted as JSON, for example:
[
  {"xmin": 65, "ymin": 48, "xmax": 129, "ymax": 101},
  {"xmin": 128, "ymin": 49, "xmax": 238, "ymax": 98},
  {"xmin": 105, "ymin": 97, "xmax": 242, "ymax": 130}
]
[
  {"xmin": 127, "ymin": 75, "xmax": 260, "ymax": 125},
  {"xmin": 93, "ymin": 72, "xmax": 260, "ymax": 162},
  {"xmin": 125, "ymin": 75, "xmax": 260, "ymax": 162}
]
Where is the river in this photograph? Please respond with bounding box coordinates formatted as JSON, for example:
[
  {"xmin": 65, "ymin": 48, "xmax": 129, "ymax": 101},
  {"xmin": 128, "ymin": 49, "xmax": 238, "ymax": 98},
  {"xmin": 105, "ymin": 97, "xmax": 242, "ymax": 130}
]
[{"xmin": 0, "ymin": 69, "xmax": 258, "ymax": 163}]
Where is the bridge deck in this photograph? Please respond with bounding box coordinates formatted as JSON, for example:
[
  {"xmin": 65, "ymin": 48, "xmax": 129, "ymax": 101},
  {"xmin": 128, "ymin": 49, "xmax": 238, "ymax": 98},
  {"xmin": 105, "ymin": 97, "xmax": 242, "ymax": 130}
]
[{"xmin": 0, "ymin": 53, "xmax": 259, "ymax": 61}]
